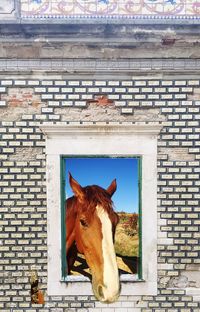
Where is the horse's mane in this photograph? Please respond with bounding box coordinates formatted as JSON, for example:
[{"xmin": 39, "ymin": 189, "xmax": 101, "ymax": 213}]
[
  {"xmin": 66, "ymin": 185, "xmax": 114, "ymax": 215},
  {"xmin": 84, "ymin": 185, "xmax": 114, "ymax": 213}
]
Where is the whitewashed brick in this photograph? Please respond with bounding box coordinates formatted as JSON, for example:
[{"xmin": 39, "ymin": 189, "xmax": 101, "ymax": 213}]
[
  {"xmin": 35, "ymin": 114, "xmax": 47, "ymax": 120},
  {"xmin": 61, "ymin": 101, "xmax": 73, "ymax": 106},
  {"xmin": 157, "ymin": 263, "xmax": 174, "ymax": 270},
  {"xmin": 155, "ymin": 87, "xmax": 166, "ymax": 93},
  {"xmin": 87, "ymin": 87, "xmax": 100, "ymax": 93},
  {"xmin": 134, "ymin": 81, "xmax": 146, "ymax": 86},
  {"xmin": 41, "ymin": 94, "xmax": 53, "ymax": 100},
  {"xmin": 161, "ymin": 80, "xmax": 173, "ymax": 86},
  {"xmin": 82, "ymin": 80, "xmax": 93, "ymax": 86},
  {"xmin": 68, "ymin": 94, "xmax": 80, "ymax": 99},
  {"xmin": 108, "ymin": 94, "xmax": 120, "ymax": 100},
  {"xmin": 148, "ymin": 80, "xmax": 160, "ymax": 86},
  {"xmin": 61, "ymin": 87, "xmax": 73, "ymax": 92},
  {"xmin": 101, "ymin": 87, "xmax": 113, "ymax": 93},
  {"xmin": 115, "ymin": 101, "xmax": 126, "ymax": 107},
  {"xmin": 41, "ymin": 107, "xmax": 54, "ymax": 113},
  {"xmin": 161, "ymin": 94, "xmax": 173, "ymax": 99},
  {"xmin": 128, "ymin": 101, "xmax": 140, "ymax": 106},
  {"xmin": 134, "ymin": 94, "xmax": 146, "ymax": 100},
  {"xmin": 148, "ymin": 94, "xmax": 160, "ymax": 99},
  {"xmin": 182, "ymin": 87, "xmax": 193, "ymax": 92},
  {"xmin": 142, "ymin": 87, "xmax": 153, "ymax": 93},
  {"xmin": 68, "ymin": 81, "xmax": 80, "ymax": 86},
  {"xmin": 41, "ymin": 80, "xmax": 53, "ymax": 86},
  {"xmin": 188, "ymin": 80, "xmax": 199, "ymax": 86},
  {"xmin": 48, "ymin": 115, "xmax": 60, "ymax": 120},
  {"xmin": 0, "ymin": 87, "xmax": 6, "ymax": 94},
  {"xmin": 35, "ymin": 87, "xmax": 46, "ymax": 93},
  {"xmin": 121, "ymin": 107, "xmax": 133, "ymax": 114},
  {"xmin": 54, "ymin": 94, "xmax": 66, "ymax": 100},
  {"xmin": 48, "ymin": 101, "xmax": 60, "ymax": 106},
  {"xmin": 27, "ymin": 80, "xmax": 40, "ymax": 86},
  {"xmin": 1, "ymin": 80, "xmax": 13, "ymax": 86},
  {"xmin": 48, "ymin": 87, "xmax": 59, "ymax": 93},
  {"xmin": 175, "ymin": 80, "xmax": 187, "ymax": 86},
  {"xmin": 121, "ymin": 81, "xmax": 133, "ymax": 86},
  {"xmin": 174, "ymin": 94, "xmax": 187, "ymax": 99},
  {"xmin": 121, "ymin": 94, "xmax": 133, "ymax": 100},
  {"xmin": 168, "ymin": 87, "xmax": 180, "ymax": 92},
  {"xmin": 128, "ymin": 88, "xmax": 140, "ymax": 93},
  {"xmin": 141, "ymin": 101, "xmax": 153, "ymax": 106},
  {"xmin": 74, "ymin": 101, "xmax": 87, "ymax": 107},
  {"xmin": 54, "ymin": 80, "xmax": 66, "ymax": 86},
  {"xmin": 74, "ymin": 87, "xmax": 86, "ymax": 93},
  {"xmin": 2, "ymin": 121, "xmax": 13, "ymax": 127},
  {"xmin": 22, "ymin": 114, "xmax": 34, "ymax": 120},
  {"xmin": 108, "ymin": 81, "xmax": 120, "ymax": 86},
  {"xmin": 14, "ymin": 80, "xmax": 26, "ymax": 86},
  {"xmin": 0, "ymin": 100, "xmax": 6, "ymax": 106},
  {"xmin": 154, "ymin": 101, "xmax": 166, "ymax": 106},
  {"xmin": 92, "ymin": 81, "xmax": 106, "ymax": 87}
]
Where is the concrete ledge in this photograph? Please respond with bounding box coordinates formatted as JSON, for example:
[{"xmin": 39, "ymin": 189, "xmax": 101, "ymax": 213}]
[{"xmin": 0, "ymin": 59, "xmax": 200, "ymax": 73}]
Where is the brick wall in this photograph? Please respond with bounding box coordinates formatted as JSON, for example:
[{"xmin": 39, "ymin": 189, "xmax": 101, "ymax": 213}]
[{"xmin": 0, "ymin": 77, "xmax": 200, "ymax": 312}]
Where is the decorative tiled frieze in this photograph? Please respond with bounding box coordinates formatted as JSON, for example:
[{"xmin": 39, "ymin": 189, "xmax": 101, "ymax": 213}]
[
  {"xmin": 20, "ymin": 0, "xmax": 200, "ymax": 20},
  {"xmin": 0, "ymin": 0, "xmax": 16, "ymax": 15}
]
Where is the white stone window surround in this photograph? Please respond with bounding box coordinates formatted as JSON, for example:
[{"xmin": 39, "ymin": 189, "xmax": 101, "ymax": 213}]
[{"xmin": 41, "ymin": 123, "xmax": 162, "ymax": 297}]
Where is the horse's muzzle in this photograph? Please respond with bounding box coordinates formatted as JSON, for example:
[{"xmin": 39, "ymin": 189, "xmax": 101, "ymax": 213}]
[{"xmin": 94, "ymin": 283, "xmax": 120, "ymax": 303}]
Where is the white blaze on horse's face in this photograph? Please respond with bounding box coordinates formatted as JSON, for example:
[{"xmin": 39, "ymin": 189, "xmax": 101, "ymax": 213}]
[{"xmin": 95, "ymin": 205, "xmax": 120, "ymax": 303}]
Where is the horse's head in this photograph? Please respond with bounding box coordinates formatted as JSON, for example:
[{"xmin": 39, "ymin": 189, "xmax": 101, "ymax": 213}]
[{"xmin": 69, "ymin": 173, "xmax": 120, "ymax": 303}]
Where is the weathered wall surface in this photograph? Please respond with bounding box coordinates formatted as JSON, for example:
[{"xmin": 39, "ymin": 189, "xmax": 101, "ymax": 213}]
[
  {"xmin": 0, "ymin": 23, "xmax": 200, "ymax": 312},
  {"xmin": 0, "ymin": 75, "xmax": 200, "ymax": 312},
  {"xmin": 1, "ymin": 24, "xmax": 200, "ymax": 60}
]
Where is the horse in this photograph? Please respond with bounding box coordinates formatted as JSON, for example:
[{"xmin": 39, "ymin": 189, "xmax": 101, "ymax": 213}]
[{"xmin": 66, "ymin": 173, "xmax": 120, "ymax": 303}]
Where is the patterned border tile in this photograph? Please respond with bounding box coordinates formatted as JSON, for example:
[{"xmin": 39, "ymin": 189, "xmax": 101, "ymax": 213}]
[{"xmin": 20, "ymin": 0, "xmax": 200, "ymax": 20}]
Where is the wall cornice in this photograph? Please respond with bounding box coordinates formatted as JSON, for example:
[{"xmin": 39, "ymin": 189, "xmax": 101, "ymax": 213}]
[
  {"xmin": 1, "ymin": 58, "xmax": 200, "ymax": 74},
  {"xmin": 40, "ymin": 123, "xmax": 163, "ymax": 139}
]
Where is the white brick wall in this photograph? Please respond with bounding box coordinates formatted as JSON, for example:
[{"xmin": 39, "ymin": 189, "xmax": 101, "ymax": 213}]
[{"xmin": 0, "ymin": 78, "xmax": 200, "ymax": 311}]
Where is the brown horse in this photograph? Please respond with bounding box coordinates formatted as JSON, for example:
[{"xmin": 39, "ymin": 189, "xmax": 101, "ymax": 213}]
[{"xmin": 66, "ymin": 173, "xmax": 120, "ymax": 303}]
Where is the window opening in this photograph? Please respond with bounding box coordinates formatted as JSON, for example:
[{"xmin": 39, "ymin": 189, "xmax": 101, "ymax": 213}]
[{"xmin": 61, "ymin": 156, "xmax": 142, "ymax": 282}]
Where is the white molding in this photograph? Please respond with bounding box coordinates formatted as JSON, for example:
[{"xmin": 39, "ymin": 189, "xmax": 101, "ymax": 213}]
[
  {"xmin": 41, "ymin": 123, "xmax": 162, "ymax": 135},
  {"xmin": 43, "ymin": 123, "xmax": 161, "ymax": 297}
]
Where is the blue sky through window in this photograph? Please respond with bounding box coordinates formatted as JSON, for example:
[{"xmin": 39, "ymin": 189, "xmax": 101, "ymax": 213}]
[{"xmin": 64, "ymin": 157, "xmax": 139, "ymax": 213}]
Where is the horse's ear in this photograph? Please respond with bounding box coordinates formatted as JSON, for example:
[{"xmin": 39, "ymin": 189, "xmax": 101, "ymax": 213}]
[
  {"xmin": 107, "ymin": 179, "xmax": 117, "ymax": 197},
  {"xmin": 69, "ymin": 172, "xmax": 85, "ymax": 202}
]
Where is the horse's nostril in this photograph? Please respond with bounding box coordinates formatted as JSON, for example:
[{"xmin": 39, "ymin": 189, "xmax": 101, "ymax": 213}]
[{"xmin": 98, "ymin": 285, "xmax": 104, "ymax": 300}]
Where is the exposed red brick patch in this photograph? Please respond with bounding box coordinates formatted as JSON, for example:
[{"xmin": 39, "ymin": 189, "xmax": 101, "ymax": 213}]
[
  {"xmin": 87, "ymin": 95, "xmax": 114, "ymax": 106},
  {"xmin": 30, "ymin": 271, "xmax": 45, "ymax": 305},
  {"xmin": 5, "ymin": 88, "xmax": 42, "ymax": 108},
  {"xmin": 7, "ymin": 98, "xmax": 24, "ymax": 107},
  {"xmin": 32, "ymin": 101, "xmax": 41, "ymax": 108},
  {"xmin": 38, "ymin": 290, "xmax": 45, "ymax": 304}
]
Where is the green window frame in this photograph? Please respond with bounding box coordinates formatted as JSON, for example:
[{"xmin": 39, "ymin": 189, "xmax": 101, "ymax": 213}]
[{"xmin": 60, "ymin": 155, "xmax": 143, "ymax": 281}]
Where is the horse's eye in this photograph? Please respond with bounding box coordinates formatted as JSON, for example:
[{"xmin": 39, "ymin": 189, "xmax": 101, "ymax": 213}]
[{"xmin": 80, "ymin": 219, "xmax": 88, "ymax": 227}]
